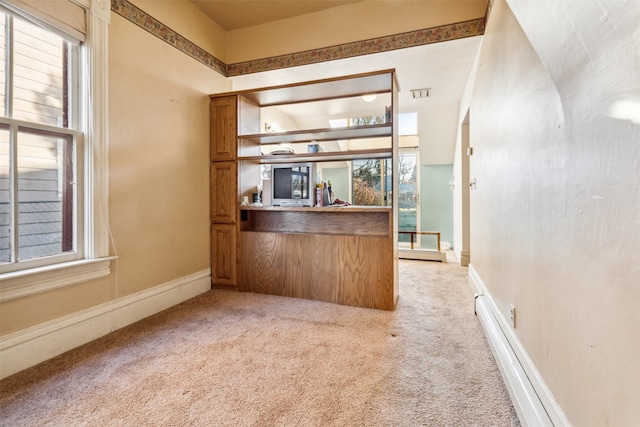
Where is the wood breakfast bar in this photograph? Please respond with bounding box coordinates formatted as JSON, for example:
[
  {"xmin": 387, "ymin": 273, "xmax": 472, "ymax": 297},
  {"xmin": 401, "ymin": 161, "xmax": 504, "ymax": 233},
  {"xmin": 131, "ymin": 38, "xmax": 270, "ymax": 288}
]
[{"xmin": 238, "ymin": 206, "xmax": 398, "ymax": 311}]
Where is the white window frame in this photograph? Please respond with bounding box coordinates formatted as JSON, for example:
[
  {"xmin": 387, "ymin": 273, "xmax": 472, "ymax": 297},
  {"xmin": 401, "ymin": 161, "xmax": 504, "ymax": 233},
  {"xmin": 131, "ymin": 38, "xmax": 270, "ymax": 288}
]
[
  {"xmin": 0, "ymin": 0, "xmax": 113, "ymax": 301},
  {"xmin": 0, "ymin": 16, "xmax": 84, "ymax": 272}
]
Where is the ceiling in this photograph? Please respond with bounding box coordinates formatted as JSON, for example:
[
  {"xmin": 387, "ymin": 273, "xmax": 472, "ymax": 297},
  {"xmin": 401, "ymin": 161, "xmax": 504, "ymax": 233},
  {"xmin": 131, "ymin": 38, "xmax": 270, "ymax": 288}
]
[
  {"xmin": 230, "ymin": 36, "xmax": 481, "ymax": 114},
  {"xmin": 189, "ymin": 0, "xmax": 364, "ymax": 31}
]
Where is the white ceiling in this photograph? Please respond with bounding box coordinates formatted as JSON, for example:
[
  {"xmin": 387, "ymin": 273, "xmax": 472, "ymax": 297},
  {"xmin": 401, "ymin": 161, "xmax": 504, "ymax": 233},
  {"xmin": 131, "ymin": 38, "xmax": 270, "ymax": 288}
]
[{"xmin": 231, "ymin": 36, "xmax": 481, "ymax": 110}]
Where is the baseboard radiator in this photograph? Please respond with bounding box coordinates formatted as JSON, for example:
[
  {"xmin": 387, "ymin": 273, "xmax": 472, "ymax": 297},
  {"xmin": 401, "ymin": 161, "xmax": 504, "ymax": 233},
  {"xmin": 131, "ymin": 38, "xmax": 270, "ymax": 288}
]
[{"xmin": 469, "ymin": 265, "xmax": 570, "ymax": 427}]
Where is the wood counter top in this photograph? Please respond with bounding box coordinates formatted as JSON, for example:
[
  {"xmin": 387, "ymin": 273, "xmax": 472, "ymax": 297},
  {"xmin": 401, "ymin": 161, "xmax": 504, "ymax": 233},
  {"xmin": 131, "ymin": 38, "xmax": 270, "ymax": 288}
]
[{"xmin": 240, "ymin": 205, "xmax": 392, "ymax": 213}]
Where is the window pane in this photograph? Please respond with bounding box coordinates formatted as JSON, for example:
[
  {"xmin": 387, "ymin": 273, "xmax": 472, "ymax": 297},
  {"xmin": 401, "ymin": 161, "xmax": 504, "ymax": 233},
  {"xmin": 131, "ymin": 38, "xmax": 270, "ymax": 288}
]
[
  {"xmin": 0, "ymin": 13, "xmax": 6, "ymax": 118},
  {"xmin": 0, "ymin": 127, "xmax": 9, "ymax": 262},
  {"xmin": 352, "ymin": 159, "xmax": 391, "ymax": 206},
  {"xmin": 398, "ymin": 153, "xmax": 418, "ymax": 243},
  {"xmin": 398, "ymin": 113, "xmax": 418, "ymax": 136},
  {"xmin": 17, "ymin": 129, "xmax": 73, "ymax": 260},
  {"xmin": 12, "ymin": 17, "xmax": 67, "ymax": 127}
]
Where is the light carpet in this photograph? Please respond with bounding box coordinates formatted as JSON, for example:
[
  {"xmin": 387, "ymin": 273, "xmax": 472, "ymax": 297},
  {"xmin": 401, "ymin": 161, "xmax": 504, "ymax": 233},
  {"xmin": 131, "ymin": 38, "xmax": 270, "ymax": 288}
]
[{"xmin": 0, "ymin": 260, "xmax": 520, "ymax": 426}]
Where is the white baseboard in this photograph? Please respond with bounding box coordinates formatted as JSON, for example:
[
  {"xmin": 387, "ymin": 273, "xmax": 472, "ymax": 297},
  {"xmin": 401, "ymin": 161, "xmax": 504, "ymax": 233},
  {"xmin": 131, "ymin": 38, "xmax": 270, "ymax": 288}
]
[
  {"xmin": 459, "ymin": 250, "xmax": 470, "ymax": 267},
  {"xmin": 398, "ymin": 249, "xmax": 446, "ymax": 262},
  {"xmin": 0, "ymin": 269, "xmax": 211, "ymax": 380},
  {"xmin": 468, "ymin": 265, "xmax": 570, "ymax": 427}
]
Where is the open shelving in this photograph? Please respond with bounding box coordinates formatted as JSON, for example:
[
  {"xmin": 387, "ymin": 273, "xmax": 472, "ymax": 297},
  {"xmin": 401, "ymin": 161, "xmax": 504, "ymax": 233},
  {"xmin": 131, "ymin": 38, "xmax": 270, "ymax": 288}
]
[{"xmin": 209, "ymin": 69, "xmax": 399, "ymax": 310}]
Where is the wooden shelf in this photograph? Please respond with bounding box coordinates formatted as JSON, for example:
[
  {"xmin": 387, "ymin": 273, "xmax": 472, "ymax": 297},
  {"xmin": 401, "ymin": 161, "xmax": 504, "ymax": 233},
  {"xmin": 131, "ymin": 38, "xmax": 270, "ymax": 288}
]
[
  {"xmin": 213, "ymin": 69, "xmax": 396, "ymax": 107},
  {"xmin": 238, "ymin": 148, "xmax": 392, "ymax": 164},
  {"xmin": 239, "ymin": 123, "xmax": 391, "ymax": 145}
]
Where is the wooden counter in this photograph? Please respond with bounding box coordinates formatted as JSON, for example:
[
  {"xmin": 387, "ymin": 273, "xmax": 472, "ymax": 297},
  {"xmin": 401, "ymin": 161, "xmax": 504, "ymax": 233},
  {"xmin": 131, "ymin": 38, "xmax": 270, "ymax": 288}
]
[
  {"xmin": 240, "ymin": 205, "xmax": 392, "ymax": 237},
  {"xmin": 238, "ymin": 206, "xmax": 398, "ymax": 310}
]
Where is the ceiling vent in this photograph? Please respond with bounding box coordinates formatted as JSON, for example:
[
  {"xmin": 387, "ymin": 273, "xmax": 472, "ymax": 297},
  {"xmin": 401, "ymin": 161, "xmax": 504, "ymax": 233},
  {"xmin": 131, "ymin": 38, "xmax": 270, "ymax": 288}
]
[{"xmin": 410, "ymin": 88, "xmax": 431, "ymax": 99}]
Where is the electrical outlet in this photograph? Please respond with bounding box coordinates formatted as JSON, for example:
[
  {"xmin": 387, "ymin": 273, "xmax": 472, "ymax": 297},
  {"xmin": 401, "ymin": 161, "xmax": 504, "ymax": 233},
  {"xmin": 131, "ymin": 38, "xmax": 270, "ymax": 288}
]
[{"xmin": 509, "ymin": 304, "xmax": 516, "ymax": 328}]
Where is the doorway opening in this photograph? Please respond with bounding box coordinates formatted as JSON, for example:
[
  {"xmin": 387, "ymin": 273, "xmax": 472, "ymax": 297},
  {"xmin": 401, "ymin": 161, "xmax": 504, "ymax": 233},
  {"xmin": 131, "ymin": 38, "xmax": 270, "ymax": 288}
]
[{"xmin": 397, "ymin": 148, "xmax": 449, "ymax": 262}]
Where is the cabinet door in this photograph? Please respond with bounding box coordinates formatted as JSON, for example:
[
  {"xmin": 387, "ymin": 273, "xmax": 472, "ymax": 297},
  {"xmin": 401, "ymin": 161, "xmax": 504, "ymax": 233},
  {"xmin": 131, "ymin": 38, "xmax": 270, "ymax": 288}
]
[
  {"xmin": 211, "ymin": 223, "xmax": 236, "ymax": 287},
  {"xmin": 211, "ymin": 161, "xmax": 237, "ymax": 223},
  {"xmin": 210, "ymin": 96, "xmax": 237, "ymax": 161}
]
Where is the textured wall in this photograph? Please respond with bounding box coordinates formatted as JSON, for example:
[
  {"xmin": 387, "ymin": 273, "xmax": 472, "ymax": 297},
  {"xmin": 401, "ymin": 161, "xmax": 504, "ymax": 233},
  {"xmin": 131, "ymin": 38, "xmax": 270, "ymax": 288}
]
[{"xmin": 468, "ymin": 0, "xmax": 640, "ymax": 425}]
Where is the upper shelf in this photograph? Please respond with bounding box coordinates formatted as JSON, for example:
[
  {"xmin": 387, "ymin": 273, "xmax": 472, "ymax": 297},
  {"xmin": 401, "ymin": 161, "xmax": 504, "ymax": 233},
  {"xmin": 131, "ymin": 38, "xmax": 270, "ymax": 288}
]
[
  {"xmin": 212, "ymin": 69, "xmax": 396, "ymax": 107},
  {"xmin": 238, "ymin": 148, "xmax": 392, "ymax": 164},
  {"xmin": 238, "ymin": 123, "xmax": 392, "ymax": 145}
]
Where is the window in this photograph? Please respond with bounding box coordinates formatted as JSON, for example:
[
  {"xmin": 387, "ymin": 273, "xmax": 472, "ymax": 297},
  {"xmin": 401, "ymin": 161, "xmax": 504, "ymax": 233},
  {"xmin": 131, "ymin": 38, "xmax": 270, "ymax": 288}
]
[
  {"xmin": 351, "ymin": 158, "xmax": 392, "ymax": 206},
  {"xmin": 0, "ymin": 0, "xmax": 110, "ymax": 299},
  {"xmin": 398, "ymin": 112, "xmax": 417, "ymax": 136},
  {"xmin": 0, "ymin": 9, "xmax": 82, "ymax": 273},
  {"xmin": 328, "ymin": 114, "xmax": 397, "ymax": 207}
]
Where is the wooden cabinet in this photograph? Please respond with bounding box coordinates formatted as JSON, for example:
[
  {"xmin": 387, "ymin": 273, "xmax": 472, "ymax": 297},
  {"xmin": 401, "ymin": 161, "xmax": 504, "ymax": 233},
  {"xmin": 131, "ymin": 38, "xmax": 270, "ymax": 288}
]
[
  {"xmin": 210, "ymin": 96, "xmax": 239, "ymax": 288},
  {"xmin": 210, "ymin": 161, "xmax": 237, "ymax": 223},
  {"xmin": 210, "ymin": 96, "xmax": 237, "ymax": 161},
  {"xmin": 209, "ymin": 70, "xmax": 399, "ymax": 308},
  {"xmin": 238, "ymin": 207, "xmax": 396, "ymax": 310},
  {"xmin": 211, "ymin": 223, "xmax": 236, "ymax": 286}
]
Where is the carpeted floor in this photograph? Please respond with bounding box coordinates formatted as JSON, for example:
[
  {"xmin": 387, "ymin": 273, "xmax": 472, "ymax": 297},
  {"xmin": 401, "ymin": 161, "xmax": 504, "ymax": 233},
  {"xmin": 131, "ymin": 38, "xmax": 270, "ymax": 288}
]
[{"xmin": 0, "ymin": 260, "xmax": 520, "ymax": 426}]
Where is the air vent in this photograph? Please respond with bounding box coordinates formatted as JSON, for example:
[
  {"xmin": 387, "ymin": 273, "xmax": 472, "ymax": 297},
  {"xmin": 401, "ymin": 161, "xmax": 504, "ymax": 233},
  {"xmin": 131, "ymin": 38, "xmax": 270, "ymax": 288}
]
[{"xmin": 410, "ymin": 88, "xmax": 431, "ymax": 99}]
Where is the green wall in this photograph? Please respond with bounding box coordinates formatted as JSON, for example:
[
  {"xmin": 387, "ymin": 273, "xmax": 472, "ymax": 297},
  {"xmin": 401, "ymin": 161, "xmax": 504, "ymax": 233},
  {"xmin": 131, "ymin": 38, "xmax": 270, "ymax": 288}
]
[
  {"xmin": 320, "ymin": 166, "xmax": 350, "ymax": 203},
  {"xmin": 420, "ymin": 164, "xmax": 453, "ymax": 250}
]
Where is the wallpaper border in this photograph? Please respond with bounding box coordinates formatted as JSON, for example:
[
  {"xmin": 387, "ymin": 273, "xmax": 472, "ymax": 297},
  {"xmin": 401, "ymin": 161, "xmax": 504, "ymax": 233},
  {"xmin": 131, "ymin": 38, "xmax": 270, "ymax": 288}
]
[
  {"xmin": 111, "ymin": 0, "xmax": 485, "ymax": 77},
  {"xmin": 110, "ymin": 0, "xmax": 228, "ymax": 75},
  {"xmin": 226, "ymin": 18, "xmax": 485, "ymax": 76}
]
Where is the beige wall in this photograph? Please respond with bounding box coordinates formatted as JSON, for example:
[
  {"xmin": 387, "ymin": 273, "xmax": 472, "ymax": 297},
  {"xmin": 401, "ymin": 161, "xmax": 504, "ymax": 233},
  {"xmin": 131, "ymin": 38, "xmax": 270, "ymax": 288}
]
[
  {"xmin": 0, "ymin": 276, "xmax": 114, "ymax": 334},
  {"xmin": 418, "ymin": 103, "xmax": 460, "ymax": 165},
  {"xmin": 466, "ymin": 0, "xmax": 639, "ymax": 425},
  {"xmin": 108, "ymin": 12, "xmax": 228, "ymax": 296},
  {"xmin": 131, "ymin": 0, "xmax": 228, "ymax": 62},
  {"xmin": 0, "ymin": 7, "xmax": 229, "ymax": 335},
  {"xmin": 226, "ymin": 0, "xmax": 487, "ymax": 63}
]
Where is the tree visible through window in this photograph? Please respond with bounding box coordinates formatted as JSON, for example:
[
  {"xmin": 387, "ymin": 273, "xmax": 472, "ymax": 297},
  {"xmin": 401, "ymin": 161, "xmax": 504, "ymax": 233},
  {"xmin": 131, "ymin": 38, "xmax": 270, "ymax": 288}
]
[
  {"xmin": 352, "ymin": 158, "xmax": 392, "ymax": 206},
  {"xmin": 0, "ymin": 9, "xmax": 81, "ymax": 269},
  {"xmin": 353, "ymin": 159, "xmax": 382, "ymax": 206}
]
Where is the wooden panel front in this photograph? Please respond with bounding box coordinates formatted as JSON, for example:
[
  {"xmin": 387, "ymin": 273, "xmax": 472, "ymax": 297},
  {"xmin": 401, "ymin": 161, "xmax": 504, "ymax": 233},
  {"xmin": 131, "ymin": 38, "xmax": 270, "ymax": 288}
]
[
  {"xmin": 212, "ymin": 223, "xmax": 237, "ymax": 287},
  {"xmin": 238, "ymin": 232, "xmax": 395, "ymax": 310},
  {"xmin": 210, "ymin": 96, "xmax": 237, "ymax": 160},
  {"xmin": 243, "ymin": 210, "xmax": 390, "ymax": 237},
  {"xmin": 211, "ymin": 161, "xmax": 237, "ymax": 223}
]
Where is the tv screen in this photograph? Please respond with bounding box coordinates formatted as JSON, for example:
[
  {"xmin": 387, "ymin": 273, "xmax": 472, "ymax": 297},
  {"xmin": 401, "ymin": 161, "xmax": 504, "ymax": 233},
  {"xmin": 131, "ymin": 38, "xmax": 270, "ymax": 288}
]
[{"xmin": 271, "ymin": 163, "xmax": 314, "ymax": 206}]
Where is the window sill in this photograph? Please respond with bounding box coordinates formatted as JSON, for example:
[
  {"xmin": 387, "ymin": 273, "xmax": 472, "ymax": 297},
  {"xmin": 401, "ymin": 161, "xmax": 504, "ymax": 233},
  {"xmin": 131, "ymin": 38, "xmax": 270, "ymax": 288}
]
[{"xmin": 0, "ymin": 257, "xmax": 117, "ymax": 302}]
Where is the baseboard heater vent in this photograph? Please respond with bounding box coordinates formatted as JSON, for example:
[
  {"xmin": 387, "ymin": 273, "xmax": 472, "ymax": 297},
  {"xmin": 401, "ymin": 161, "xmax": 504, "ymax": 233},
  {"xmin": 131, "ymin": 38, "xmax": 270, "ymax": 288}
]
[{"xmin": 470, "ymin": 265, "xmax": 570, "ymax": 427}]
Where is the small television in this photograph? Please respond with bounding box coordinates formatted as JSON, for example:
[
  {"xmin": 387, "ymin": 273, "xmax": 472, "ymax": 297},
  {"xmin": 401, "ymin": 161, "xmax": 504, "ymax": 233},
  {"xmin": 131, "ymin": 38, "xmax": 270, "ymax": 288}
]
[{"xmin": 270, "ymin": 162, "xmax": 315, "ymax": 207}]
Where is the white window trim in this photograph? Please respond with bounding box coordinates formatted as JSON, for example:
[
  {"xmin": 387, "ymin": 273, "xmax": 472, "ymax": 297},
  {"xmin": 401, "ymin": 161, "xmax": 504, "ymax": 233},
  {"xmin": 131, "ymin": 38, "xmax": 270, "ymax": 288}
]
[
  {"xmin": 0, "ymin": 256, "xmax": 116, "ymax": 302},
  {"xmin": 0, "ymin": 0, "xmax": 113, "ymax": 300}
]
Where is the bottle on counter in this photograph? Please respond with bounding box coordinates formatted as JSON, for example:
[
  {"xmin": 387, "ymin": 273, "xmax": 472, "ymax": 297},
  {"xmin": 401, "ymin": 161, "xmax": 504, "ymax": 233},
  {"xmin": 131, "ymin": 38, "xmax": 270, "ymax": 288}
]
[
  {"xmin": 322, "ymin": 181, "xmax": 331, "ymax": 206},
  {"xmin": 316, "ymin": 183, "xmax": 324, "ymax": 207}
]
